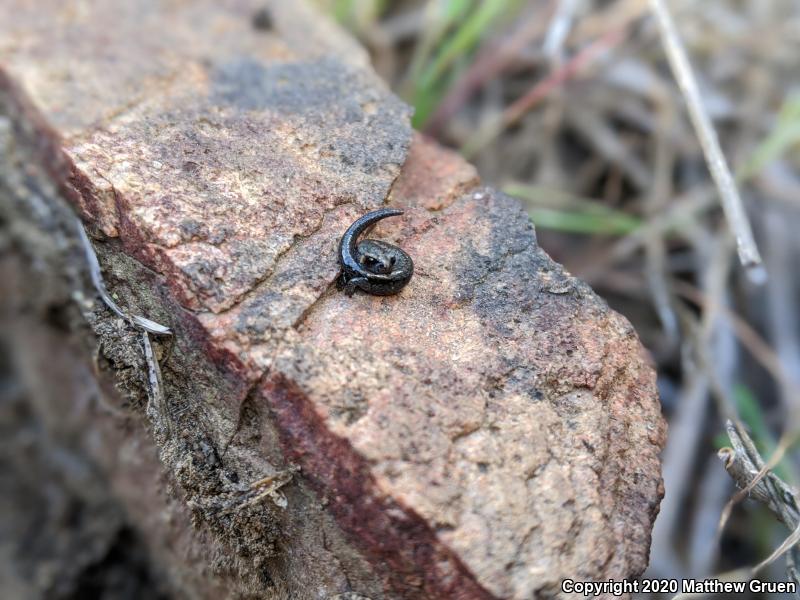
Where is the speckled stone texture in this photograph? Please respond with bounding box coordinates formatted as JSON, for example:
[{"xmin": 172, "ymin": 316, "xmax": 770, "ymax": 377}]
[{"xmin": 0, "ymin": 1, "xmax": 665, "ymax": 599}]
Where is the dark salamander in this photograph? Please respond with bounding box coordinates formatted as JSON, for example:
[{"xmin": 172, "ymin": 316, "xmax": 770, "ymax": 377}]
[{"xmin": 338, "ymin": 208, "xmax": 414, "ymax": 296}]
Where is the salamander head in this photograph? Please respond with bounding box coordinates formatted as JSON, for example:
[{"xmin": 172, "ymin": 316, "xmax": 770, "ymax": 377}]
[{"xmin": 358, "ymin": 240, "xmax": 397, "ymax": 274}]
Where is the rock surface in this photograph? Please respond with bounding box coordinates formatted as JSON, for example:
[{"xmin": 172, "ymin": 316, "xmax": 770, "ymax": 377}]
[{"xmin": 0, "ymin": 1, "xmax": 666, "ymax": 598}]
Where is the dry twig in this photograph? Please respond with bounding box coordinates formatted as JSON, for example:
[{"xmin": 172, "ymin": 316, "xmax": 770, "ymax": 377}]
[
  {"xmin": 142, "ymin": 330, "xmax": 172, "ymax": 435},
  {"xmin": 719, "ymin": 421, "xmax": 800, "ymax": 589},
  {"xmin": 648, "ymin": 0, "xmax": 764, "ymax": 275},
  {"xmin": 76, "ymin": 218, "xmax": 172, "ymax": 336},
  {"xmin": 76, "ymin": 217, "xmax": 173, "ymax": 434}
]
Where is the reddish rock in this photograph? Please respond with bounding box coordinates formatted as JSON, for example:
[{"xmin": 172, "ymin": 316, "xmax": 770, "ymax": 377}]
[{"xmin": 0, "ymin": 1, "xmax": 665, "ymax": 598}]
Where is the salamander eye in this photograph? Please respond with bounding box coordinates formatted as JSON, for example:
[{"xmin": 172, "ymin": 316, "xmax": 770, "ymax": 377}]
[{"xmin": 360, "ymin": 254, "xmax": 387, "ymax": 273}]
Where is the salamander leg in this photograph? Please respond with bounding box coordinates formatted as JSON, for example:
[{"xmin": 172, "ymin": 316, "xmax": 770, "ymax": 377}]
[{"xmin": 343, "ymin": 276, "xmax": 368, "ymax": 296}]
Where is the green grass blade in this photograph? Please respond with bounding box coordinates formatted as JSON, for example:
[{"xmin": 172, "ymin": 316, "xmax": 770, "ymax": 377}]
[
  {"xmin": 738, "ymin": 93, "xmax": 800, "ymax": 182},
  {"xmin": 505, "ymin": 183, "xmax": 643, "ymax": 236}
]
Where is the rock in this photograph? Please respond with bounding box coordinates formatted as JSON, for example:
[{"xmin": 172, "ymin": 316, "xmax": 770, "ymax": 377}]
[{"xmin": 0, "ymin": 1, "xmax": 665, "ymax": 598}]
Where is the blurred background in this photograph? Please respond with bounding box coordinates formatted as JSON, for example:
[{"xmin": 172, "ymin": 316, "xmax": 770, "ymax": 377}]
[{"xmin": 313, "ymin": 0, "xmax": 800, "ymax": 597}]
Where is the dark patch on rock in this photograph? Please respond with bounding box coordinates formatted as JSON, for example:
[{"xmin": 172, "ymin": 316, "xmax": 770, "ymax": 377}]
[{"xmin": 212, "ymin": 56, "xmax": 411, "ymax": 176}]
